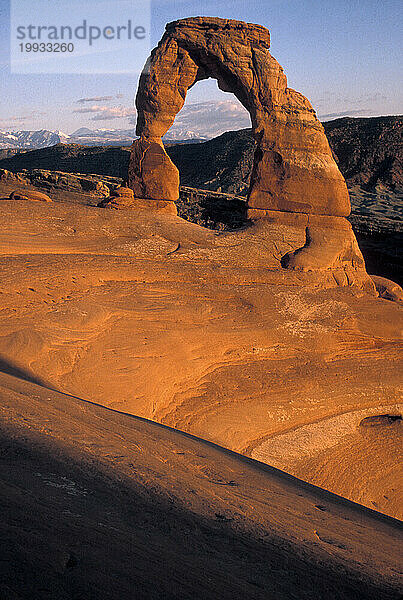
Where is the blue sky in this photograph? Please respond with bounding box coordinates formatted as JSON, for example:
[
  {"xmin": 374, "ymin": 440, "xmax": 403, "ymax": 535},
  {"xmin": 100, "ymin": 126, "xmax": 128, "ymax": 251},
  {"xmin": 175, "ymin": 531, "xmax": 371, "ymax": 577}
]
[{"xmin": 0, "ymin": 0, "xmax": 402, "ymax": 135}]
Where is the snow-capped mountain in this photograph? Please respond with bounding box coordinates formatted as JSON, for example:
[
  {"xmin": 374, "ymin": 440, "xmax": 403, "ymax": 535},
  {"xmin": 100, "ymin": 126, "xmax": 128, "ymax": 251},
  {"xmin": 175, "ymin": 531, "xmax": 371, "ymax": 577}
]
[
  {"xmin": 69, "ymin": 128, "xmax": 136, "ymax": 146},
  {"xmin": 0, "ymin": 129, "xmax": 69, "ymax": 149},
  {"xmin": 0, "ymin": 100, "xmax": 252, "ymax": 149},
  {"xmin": 163, "ymin": 130, "xmax": 208, "ymax": 142},
  {"xmin": 163, "ymin": 100, "xmax": 251, "ymax": 140},
  {"xmin": 0, "ymin": 128, "xmax": 135, "ymax": 149},
  {"xmin": 0, "ymin": 127, "xmax": 208, "ymax": 149}
]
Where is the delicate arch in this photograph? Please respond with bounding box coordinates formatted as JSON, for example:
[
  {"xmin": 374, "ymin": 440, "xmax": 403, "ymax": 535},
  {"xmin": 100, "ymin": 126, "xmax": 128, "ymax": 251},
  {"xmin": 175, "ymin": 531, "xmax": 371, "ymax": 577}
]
[{"xmin": 129, "ymin": 17, "xmax": 350, "ymax": 218}]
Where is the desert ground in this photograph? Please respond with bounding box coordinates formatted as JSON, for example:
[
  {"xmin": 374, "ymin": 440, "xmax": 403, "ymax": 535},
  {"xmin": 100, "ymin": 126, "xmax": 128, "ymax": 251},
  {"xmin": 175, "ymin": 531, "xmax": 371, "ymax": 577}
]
[
  {"xmin": 1, "ymin": 368, "xmax": 402, "ymax": 599},
  {"xmin": 0, "ymin": 194, "xmax": 401, "ymax": 525}
]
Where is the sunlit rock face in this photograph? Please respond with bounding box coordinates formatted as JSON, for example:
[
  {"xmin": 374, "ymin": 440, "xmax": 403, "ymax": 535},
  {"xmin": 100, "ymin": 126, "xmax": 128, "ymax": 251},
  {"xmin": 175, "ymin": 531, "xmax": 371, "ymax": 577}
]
[{"xmin": 129, "ymin": 17, "xmax": 350, "ymax": 217}]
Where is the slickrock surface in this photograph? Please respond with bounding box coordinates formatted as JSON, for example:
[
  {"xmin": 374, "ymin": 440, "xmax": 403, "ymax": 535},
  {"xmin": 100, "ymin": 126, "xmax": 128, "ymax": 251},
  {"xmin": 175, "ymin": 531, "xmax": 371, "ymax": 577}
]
[
  {"xmin": 130, "ymin": 17, "xmax": 349, "ymax": 217},
  {"xmin": 0, "ymin": 371, "xmax": 401, "ymax": 599},
  {"xmin": 0, "ymin": 198, "xmax": 401, "ymax": 520},
  {"xmin": 1, "ymin": 160, "xmax": 401, "ymax": 282}
]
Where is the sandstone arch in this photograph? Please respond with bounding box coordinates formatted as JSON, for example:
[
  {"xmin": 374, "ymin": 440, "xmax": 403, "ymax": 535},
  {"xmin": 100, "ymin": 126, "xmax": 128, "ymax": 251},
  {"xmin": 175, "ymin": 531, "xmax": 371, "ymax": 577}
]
[{"xmin": 129, "ymin": 17, "xmax": 350, "ymax": 220}]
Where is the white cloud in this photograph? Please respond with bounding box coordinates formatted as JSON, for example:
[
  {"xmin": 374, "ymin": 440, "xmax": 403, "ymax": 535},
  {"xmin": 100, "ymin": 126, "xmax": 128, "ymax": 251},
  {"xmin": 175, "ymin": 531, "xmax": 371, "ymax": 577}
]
[
  {"xmin": 158, "ymin": 100, "xmax": 251, "ymax": 139},
  {"xmin": 76, "ymin": 96, "xmax": 115, "ymax": 103},
  {"xmin": 318, "ymin": 109, "xmax": 375, "ymax": 120},
  {"xmin": 73, "ymin": 105, "xmax": 137, "ymax": 121},
  {"xmin": 76, "ymin": 94, "xmax": 125, "ymax": 103},
  {"xmin": 0, "ymin": 110, "xmax": 46, "ymax": 125}
]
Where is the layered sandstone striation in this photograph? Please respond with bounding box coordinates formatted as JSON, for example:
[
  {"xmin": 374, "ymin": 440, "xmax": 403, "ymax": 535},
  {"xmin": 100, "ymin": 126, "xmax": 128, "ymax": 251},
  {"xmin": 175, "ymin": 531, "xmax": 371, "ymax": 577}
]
[
  {"xmin": 0, "ymin": 198, "xmax": 402, "ymax": 519},
  {"xmin": 130, "ymin": 17, "xmax": 349, "ymax": 220}
]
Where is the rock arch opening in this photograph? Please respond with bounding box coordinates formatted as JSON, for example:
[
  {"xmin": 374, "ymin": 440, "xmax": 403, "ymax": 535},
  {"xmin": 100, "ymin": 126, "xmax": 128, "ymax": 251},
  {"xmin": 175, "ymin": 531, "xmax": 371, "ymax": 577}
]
[
  {"xmin": 164, "ymin": 78, "xmax": 251, "ymax": 146},
  {"xmin": 163, "ymin": 80, "xmax": 253, "ymax": 230}
]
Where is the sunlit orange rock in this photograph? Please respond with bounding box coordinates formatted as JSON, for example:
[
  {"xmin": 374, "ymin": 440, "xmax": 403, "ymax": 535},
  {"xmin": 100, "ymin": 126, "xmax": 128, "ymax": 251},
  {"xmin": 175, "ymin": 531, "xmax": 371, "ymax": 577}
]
[
  {"xmin": 9, "ymin": 189, "xmax": 52, "ymax": 202},
  {"xmin": 98, "ymin": 184, "xmax": 177, "ymax": 214},
  {"xmin": 130, "ymin": 17, "xmax": 349, "ymax": 217}
]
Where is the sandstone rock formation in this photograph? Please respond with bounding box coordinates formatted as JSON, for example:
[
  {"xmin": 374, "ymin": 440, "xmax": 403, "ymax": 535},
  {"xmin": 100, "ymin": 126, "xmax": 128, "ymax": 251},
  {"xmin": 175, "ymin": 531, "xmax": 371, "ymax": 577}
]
[
  {"xmin": 0, "ymin": 20, "xmax": 401, "ymax": 596},
  {"xmin": 130, "ymin": 17, "xmax": 349, "ymax": 221},
  {"xmin": 0, "ymin": 168, "xmax": 26, "ymax": 184},
  {"xmin": 1, "ymin": 372, "xmax": 402, "ymax": 599},
  {"xmin": 98, "ymin": 184, "xmax": 177, "ymax": 214},
  {"xmin": 371, "ymin": 275, "xmax": 403, "ymax": 303},
  {"xmin": 129, "ymin": 139, "xmax": 179, "ymax": 204},
  {"xmin": 0, "ymin": 168, "xmax": 122, "ymax": 205},
  {"xmin": 98, "ymin": 185, "xmax": 135, "ymax": 208},
  {"xmin": 9, "ymin": 189, "xmax": 52, "ymax": 202}
]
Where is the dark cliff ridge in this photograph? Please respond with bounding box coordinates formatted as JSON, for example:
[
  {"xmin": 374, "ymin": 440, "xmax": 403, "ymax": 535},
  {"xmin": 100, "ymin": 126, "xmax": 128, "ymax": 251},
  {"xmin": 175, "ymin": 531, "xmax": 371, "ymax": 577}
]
[
  {"xmin": 168, "ymin": 116, "xmax": 403, "ymax": 194},
  {"xmin": 0, "ymin": 116, "xmax": 401, "ymax": 194},
  {"xmin": 324, "ymin": 116, "xmax": 402, "ymax": 190},
  {"xmin": 167, "ymin": 129, "xmax": 255, "ymax": 195},
  {"xmin": 0, "ymin": 144, "xmax": 131, "ymax": 180}
]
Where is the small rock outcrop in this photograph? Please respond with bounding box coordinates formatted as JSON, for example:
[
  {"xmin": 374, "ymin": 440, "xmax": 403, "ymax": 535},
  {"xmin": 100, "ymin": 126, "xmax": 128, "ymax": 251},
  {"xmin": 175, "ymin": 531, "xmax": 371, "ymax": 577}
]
[
  {"xmin": 371, "ymin": 275, "xmax": 403, "ymax": 303},
  {"xmin": 98, "ymin": 185, "xmax": 176, "ymax": 214},
  {"xmin": 98, "ymin": 186, "xmax": 135, "ymax": 208},
  {"xmin": 129, "ymin": 17, "xmax": 349, "ymax": 219},
  {"xmin": 9, "ymin": 189, "xmax": 52, "ymax": 202}
]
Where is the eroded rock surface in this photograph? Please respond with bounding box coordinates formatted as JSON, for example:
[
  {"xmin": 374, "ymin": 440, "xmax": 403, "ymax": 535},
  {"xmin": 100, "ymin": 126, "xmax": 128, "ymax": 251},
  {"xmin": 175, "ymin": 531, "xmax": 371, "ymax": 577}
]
[
  {"xmin": 1, "ymin": 373, "xmax": 401, "ymax": 599},
  {"xmin": 1, "ymin": 198, "xmax": 402, "ymax": 519},
  {"xmin": 130, "ymin": 17, "xmax": 349, "ymax": 218},
  {"xmin": 371, "ymin": 275, "xmax": 403, "ymax": 303},
  {"xmin": 0, "ymin": 168, "xmax": 120, "ymax": 204},
  {"xmin": 98, "ymin": 184, "xmax": 178, "ymax": 214},
  {"xmin": 9, "ymin": 189, "xmax": 52, "ymax": 202}
]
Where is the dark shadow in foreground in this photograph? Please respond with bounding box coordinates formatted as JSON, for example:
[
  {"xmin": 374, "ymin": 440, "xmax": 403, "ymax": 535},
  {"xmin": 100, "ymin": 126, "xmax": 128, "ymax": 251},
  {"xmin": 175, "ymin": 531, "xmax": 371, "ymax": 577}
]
[
  {"xmin": 0, "ymin": 421, "xmax": 400, "ymax": 600},
  {"xmin": 0, "ymin": 355, "xmax": 49, "ymax": 387}
]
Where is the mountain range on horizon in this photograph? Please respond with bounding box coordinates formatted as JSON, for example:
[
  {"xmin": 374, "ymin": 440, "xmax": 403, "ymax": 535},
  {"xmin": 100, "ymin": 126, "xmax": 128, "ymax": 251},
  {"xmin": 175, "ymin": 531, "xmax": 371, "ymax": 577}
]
[
  {"xmin": 2, "ymin": 116, "xmax": 400, "ymax": 193},
  {"xmin": 0, "ymin": 127, "xmax": 210, "ymax": 150},
  {"xmin": 2, "ymin": 113, "xmax": 401, "ymax": 150}
]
